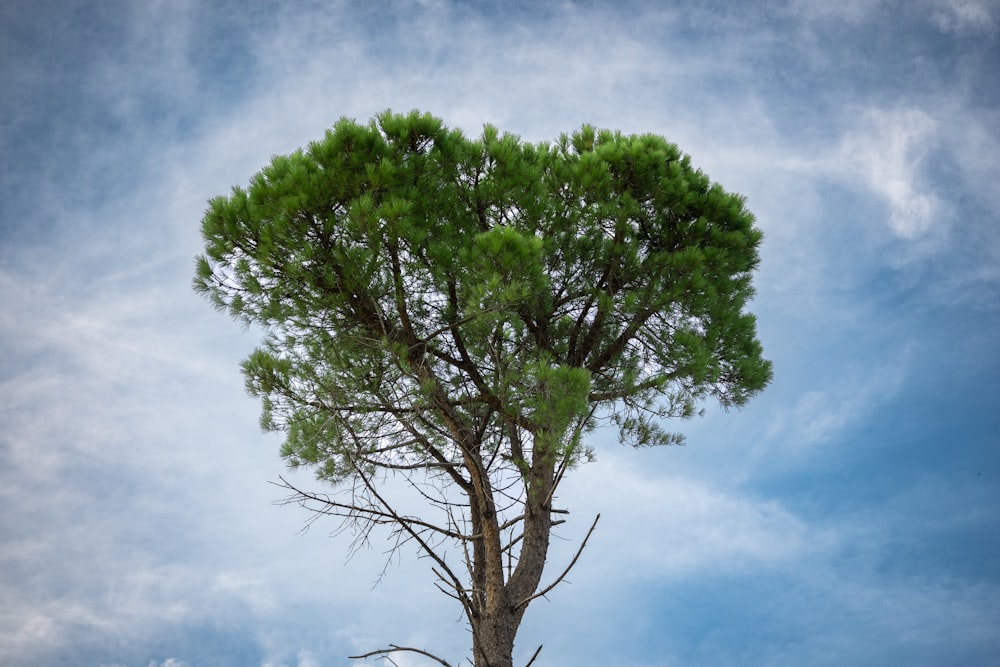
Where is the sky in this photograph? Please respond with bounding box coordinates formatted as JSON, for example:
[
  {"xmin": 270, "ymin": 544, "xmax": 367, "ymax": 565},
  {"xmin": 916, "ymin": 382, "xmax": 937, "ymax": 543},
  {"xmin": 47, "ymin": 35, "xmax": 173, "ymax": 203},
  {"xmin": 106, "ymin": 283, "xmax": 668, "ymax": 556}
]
[{"xmin": 1, "ymin": 0, "xmax": 998, "ymax": 665}]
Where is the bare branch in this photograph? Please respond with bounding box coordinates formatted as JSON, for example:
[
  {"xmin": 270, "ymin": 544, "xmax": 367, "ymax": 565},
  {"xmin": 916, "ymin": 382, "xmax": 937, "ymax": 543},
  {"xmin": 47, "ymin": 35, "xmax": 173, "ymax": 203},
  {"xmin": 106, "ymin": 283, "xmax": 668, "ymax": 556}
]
[
  {"xmin": 273, "ymin": 476, "xmax": 477, "ymax": 542},
  {"xmin": 350, "ymin": 644, "xmax": 454, "ymax": 667},
  {"xmin": 524, "ymin": 644, "xmax": 543, "ymax": 667},
  {"xmin": 515, "ymin": 514, "xmax": 600, "ymax": 610},
  {"xmin": 502, "ymin": 519, "xmax": 566, "ymax": 555},
  {"xmin": 350, "ymin": 462, "xmax": 475, "ymax": 622},
  {"xmin": 358, "ymin": 456, "xmax": 462, "ymax": 471}
]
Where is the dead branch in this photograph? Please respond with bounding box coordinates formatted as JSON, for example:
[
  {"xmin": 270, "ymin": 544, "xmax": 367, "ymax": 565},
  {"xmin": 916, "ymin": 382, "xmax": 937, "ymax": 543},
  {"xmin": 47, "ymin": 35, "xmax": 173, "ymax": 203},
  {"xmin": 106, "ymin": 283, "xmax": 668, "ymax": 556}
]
[
  {"xmin": 273, "ymin": 476, "xmax": 476, "ymax": 542},
  {"xmin": 350, "ymin": 643, "xmax": 454, "ymax": 667},
  {"xmin": 501, "ymin": 519, "xmax": 566, "ymax": 554},
  {"xmin": 351, "ymin": 462, "xmax": 475, "ymax": 622},
  {"xmin": 524, "ymin": 644, "xmax": 543, "ymax": 667},
  {"xmin": 515, "ymin": 513, "xmax": 600, "ymax": 610}
]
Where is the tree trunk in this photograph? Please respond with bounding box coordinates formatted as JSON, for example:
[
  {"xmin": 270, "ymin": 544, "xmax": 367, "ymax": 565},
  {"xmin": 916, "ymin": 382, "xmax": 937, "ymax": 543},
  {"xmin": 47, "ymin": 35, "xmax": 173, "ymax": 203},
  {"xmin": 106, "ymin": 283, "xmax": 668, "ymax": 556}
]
[
  {"xmin": 472, "ymin": 600, "xmax": 521, "ymax": 667},
  {"xmin": 468, "ymin": 443, "xmax": 555, "ymax": 667}
]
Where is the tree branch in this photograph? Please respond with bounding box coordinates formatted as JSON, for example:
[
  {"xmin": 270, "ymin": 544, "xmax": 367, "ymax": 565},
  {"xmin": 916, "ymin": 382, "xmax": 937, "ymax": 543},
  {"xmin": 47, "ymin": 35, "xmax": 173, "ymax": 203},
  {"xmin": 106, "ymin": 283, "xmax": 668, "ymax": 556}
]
[
  {"xmin": 515, "ymin": 513, "xmax": 600, "ymax": 610},
  {"xmin": 351, "ymin": 462, "xmax": 476, "ymax": 622},
  {"xmin": 272, "ymin": 477, "xmax": 477, "ymax": 542},
  {"xmin": 350, "ymin": 644, "xmax": 454, "ymax": 667}
]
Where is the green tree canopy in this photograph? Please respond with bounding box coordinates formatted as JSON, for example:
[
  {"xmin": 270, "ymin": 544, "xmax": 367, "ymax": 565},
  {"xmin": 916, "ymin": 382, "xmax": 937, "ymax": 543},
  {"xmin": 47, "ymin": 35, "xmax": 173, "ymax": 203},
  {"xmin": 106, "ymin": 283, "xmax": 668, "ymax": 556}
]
[{"xmin": 195, "ymin": 109, "xmax": 771, "ymax": 667}]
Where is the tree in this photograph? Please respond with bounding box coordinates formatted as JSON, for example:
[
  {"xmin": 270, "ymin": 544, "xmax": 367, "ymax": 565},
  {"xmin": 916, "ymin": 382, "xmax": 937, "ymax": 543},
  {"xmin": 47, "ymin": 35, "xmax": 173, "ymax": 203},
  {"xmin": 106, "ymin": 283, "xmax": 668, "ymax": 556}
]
[{"xmin": 194, "ymin": 109, "xmax": 772, "ymax": 667}]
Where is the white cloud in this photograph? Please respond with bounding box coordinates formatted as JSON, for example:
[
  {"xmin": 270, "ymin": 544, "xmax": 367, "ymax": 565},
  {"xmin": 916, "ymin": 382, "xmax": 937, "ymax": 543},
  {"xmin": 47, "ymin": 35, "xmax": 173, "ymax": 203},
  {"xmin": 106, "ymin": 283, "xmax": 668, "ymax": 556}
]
[
  {"xmin": 294, "ymin": 651, "xmax": 322, "ymax": 667},
  {"xmin": 836, "ymin": 108, "xmax": 940, "ymax": 240},
  {"xmin": 91, "ymin": 0, "xmax": 200, "ymax": 127},
  {"xmin": 790, "ymin": 0, "xmax": 997, "ymax": 33},
  {"xmin": 762, "ymin": 348, "xmax": 910, "ymax": 456},
  {"xmin": 553, "ymin": 450, "xmax": 835, "ymax": 583},
  {"xmin": 926, "ymin": 0, "xmax": 997, "ymax": 33}
]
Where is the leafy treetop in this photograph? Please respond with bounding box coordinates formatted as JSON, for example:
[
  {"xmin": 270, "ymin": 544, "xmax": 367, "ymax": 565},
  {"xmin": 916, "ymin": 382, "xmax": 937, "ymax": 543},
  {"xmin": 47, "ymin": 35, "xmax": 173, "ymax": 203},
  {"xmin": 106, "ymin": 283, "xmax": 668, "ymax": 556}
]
[{"xmin": 195, "ymin": 110, "xmax": 771, "ymax": 486}]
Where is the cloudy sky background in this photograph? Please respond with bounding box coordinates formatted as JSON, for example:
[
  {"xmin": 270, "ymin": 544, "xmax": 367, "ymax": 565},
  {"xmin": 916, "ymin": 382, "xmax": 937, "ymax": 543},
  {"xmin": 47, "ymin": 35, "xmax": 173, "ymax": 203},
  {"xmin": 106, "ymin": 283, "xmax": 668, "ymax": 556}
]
[{"xmin": 2, "ymin": 1, "xmax": 999, "ymax": 665}]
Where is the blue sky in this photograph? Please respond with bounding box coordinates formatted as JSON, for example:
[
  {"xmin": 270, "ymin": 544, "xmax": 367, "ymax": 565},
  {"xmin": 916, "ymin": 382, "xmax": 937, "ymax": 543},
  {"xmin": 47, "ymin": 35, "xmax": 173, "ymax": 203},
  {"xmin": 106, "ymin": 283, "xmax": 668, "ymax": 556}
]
[{"xmin": 2, "ymin": 1, "xmax": 998, "ymax": 665}]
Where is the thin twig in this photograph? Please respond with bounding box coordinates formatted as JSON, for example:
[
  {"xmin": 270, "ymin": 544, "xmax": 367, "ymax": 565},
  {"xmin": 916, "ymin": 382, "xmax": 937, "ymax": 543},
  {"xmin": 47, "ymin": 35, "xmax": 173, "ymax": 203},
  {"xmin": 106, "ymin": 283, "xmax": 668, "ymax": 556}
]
[{"xmin": 273, "ymin": 476, "xmax": 476, "ymax": 541}]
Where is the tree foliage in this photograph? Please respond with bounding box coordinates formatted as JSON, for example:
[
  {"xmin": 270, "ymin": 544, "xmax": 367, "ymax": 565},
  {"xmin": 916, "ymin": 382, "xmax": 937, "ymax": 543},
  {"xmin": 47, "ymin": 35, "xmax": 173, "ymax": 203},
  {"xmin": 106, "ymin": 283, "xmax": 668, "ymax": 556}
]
[{"xmin": 194, "ymin": 110, "xmax": 772, "ymax": 667}]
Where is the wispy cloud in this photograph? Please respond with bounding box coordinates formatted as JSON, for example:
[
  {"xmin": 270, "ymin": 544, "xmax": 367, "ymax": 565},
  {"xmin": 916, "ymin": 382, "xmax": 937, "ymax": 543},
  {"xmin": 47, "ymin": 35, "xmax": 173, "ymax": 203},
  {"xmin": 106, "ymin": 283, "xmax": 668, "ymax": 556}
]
[
  {"xmin": 926, "ymin": 0, "xmax": 997, "ymax": 33},
  {"xmin": 836, "ymin": 108, "xmax": 941, "ymax": 240},
  {"xmin": 762, "ymin": 346, "xmax": 911, "ymax": 458},
  {"xmin": 789, "ymin": 0, "xmax": 889, "ymax": 22},
  {"xmin": 790, "ymin": 0, "xmax": 997, "ymax": 32},
  {"xmin": 554, "ymin": 450, "xmax": 836, "ymax": 582}
]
